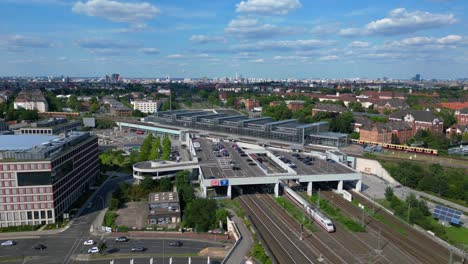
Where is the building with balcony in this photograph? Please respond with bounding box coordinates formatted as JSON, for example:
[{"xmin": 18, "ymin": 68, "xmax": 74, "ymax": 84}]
[
  {"xmin": 131, "ymin": 100, "xmax": 160, "ymax": 114},
  {"xmin": 13, "ymin": 90, "xmax": 49, "ymax": 113}
]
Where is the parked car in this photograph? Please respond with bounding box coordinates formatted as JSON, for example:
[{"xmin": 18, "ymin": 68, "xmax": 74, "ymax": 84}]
[
  {"xmin": 169, "ymin": 241, "xmax": 183, "ymax": 247},
  {"xmin": 131, "ymin": 246, "xmax": 145, "ymax": 252},
  {"xmin": 115, "ymin": 236, "xmax": 128, "ymax": 242},
  {"xmin": 83, "ymin": 240, "xmax": 95, "ymax": 245},
  {"xmin": 1, "ymin": 240, "xmax": 15, "ymax": 246},
  {"xmin": 33, "ymin": 244, "xmax": 46, "ymax": 250},
  {"xmin": 88, "ymin": 247, "xmax": 99, "ymax": 254}
]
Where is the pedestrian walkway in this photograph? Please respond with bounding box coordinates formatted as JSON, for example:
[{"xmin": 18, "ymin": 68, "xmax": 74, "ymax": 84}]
[{"xmin": 224, "ymin": 215, "xmax": 254, "ymax": 264}]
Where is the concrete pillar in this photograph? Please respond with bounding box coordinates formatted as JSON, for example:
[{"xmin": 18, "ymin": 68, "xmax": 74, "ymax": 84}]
[
  {"xmin": 202, "ymin": 186, "xmax": 207, "ymax": 198},
  {"xmin": 227, "ymin": 185, "xmax": 232, "ymax": 199},
  {"xmin": 337, "ymin": 180, "xmax": 343, "ymax": 192},
  {"xmin": 355, "ymin": 180, "xmax": 362, "ymax": 192},
  {"xmin": 274, "ymin": 183, "xmax": 279, "ymax": 198},
  {"xmin": 307, "ymin": 182, "xmax": 313, "ymax": 196}
]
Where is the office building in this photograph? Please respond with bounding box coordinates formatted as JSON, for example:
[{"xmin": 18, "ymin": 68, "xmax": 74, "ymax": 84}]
[
  {"xmin": 147, "ymin": 192, "xmax": 181, "ymax": 228},
  {"xmin": 0, "ymin": 132, "xmax": 99, "ymax": 227},
  {"xmin": 131, "ymin": 100, "xmax": 159, "ymax": 114}
]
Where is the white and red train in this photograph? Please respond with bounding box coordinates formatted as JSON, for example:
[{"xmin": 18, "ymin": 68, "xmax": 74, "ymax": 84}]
[{"xmin": 283, "ymin": 184, "xmax": 335, "ymax": 232}]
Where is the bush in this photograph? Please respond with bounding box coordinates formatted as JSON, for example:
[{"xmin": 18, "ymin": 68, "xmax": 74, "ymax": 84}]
[
  {"xmin": 103, "ymin": 211, "xmax": 117, "ymax": 227},
  {"xmin": 251, "ymin": 242, "xmax": 272, "ymax": 264}
]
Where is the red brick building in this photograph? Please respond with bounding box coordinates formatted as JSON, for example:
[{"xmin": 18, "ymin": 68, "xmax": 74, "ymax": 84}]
[
  {"xmin": 389, "ymin": 110, "xmax": 444, "ymax": 136},
  {"xmin": 285, "ymin": 100, "xmax": 305, "ymax": 112},
  {"xmin": 446, "ymin": 124, "xmax": 468, "ymax": 136},
  {"xmin": 312, "ymin": 103, "xmax": 347, "ymax": 116},
  {"xmin": 359, "ymin": 121, "xmax": 412, "ymax": 144},
  {"xmin": 241, "ymin": 99, "xmax": 260, "ymax": 111},
  {"xmin": 374, "ymin": 99, "xmax": 408, "ymax": 113},
  {"xmin": 455, "ymin": 108, "xmax": 468, "ymax": 125}
]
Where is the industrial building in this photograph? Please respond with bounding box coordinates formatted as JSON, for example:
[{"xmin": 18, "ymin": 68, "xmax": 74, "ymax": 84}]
[
  {"xmin": 0, "ymin": 132, "xmax": 99, "ymax": 227},
  {"xmin": 19, "ymin": 118, "xmax": 81, "ymax": 135}
]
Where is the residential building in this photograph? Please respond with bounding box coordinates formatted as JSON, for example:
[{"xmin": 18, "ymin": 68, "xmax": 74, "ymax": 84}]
[
  {"xmin": 19, "ymin": 118, "xmax": 81, "ymax": 135},
  {"xmin": 389, "ymin": 110, "xmax": 444, "ymax": 136},
  {"xmin": 312, "ymin": 103, "xmax": 347, "ymax": 116},
  {"xmin": 0, "ymin": 132, "xmax": 99, "ymax": 227},
  {"xmin": 438, "ymin": 102, "xmax": 468, "ymax": 111},
  {"xmin": 110, "ymin": 106, "xmax": 133, "ymax": 117},
  {"xmin": 14, "ymin": 90, "xmax": 49, "ymax": 113},
  {"xmin": 359, "ymin": 121, "xmax": 412, "ymax": 144},
  {"xmin": 285, "ymin": 100, "xmax": 305, "ymax": 112},
  {"xmin": 147, "ymin": 192, "xmax": 181, "ymax": 228},
  {"xmin": 242, "ymin": 99, "xmax": 260, "ymax": 111},
  {"xmin": 446, "ymin": 124, "xmax": 468, "ymax": 137},
  {"xmin": 455, "ymin": 108, "xmax": 468, "ymax": 125},
  {"xmin": 131, "ymin": 100, "xmax": 159, "ymax": 114},
  {"xmin": 374, "ymin": 99, "xmax": 409, "ymax": 113}
]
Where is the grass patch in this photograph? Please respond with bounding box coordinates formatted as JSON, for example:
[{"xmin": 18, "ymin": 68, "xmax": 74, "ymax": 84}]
[
  {"xmin": 445, "ymin": 226, "xmax": 468, "ymax": 245},
  {"xmin": 42, "ymin": 219, "xmax": 69, "ymax": 230},
  {"xmin": 373, "ymin": 213, "xmax": 406, "ymax": 235},
  {"xmin": 102, "ymin": 211, "xmax": 117, "ymax": 228},
  {"xmin": 275, "ymin": 197, "xmax": 317, "ymax": 232},
  {"xmin": 251, "ymin": 242, "xmax": 273, "ymax": 264},
  {"xmin": 309, "ymin": 193, "xmax": 365, "ymax": 232},
  {"xmin": 218, "ymin": 198, "xmax": 245, "ymax": 218}
]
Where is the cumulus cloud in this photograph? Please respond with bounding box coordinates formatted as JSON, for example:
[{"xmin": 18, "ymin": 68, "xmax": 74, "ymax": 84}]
[
  {"xmin": 348, "ymin": 41, "xmax": 370, "ymax": 48},
  {"xmin": 236, "ymin": 0, "xmax": 301, "ymax": 15},
  {"xmin": 190, "ymin": 35, "xmax": 226, "ymax": 44},
  {"xmin": 0, "ymin": 35, "xmax": 55, "ymax": 52},
  {"xmin": 340, "ymin": 8, "xmax": 456, "ymax": 36},
  {"xmin": 76, "ymin": 38, "xmax": 139, "ymax": 49},
  {"xmin": 139, "ymin": 48, "xmax": 160, "ymax": 54},
  {"xmin": 319, "ymin": 55, "xmax": 339, "ymax": 61},
  {"xmin": 225, "ymin": 17, "xmax": 296, "ymax": 38},
  {"xmin": 72, "ymin": 0, "xmax": 159, "ymax": 26},
  {"xmin": 234, "ymin": 39, "xmax": 330, "ymax": 52},
  {"xmin": 249, "ymin": 58, "xmax": 265, "ymax": 63},
  {"xmin": 166, "ymin": 54, "xmax": 184, "ymax": 59}
]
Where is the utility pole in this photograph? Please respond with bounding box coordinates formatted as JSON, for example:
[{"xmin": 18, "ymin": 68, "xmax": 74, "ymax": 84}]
[
  {"xmin": 449, "ymin": 248, "xmax": 453, "ymax": 264},
  {"xmin": 317, "ymin": 188, "xmax": 321, "ymax": 209}
]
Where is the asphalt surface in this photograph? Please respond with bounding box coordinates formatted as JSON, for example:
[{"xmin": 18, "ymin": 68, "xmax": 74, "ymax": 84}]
[{"xmin": 0, "ymin": 173, "xmax": 223, "ymax": 264}]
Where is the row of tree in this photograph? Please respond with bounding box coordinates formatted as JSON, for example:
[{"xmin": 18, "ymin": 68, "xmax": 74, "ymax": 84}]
[
  {"xmin": 384, "ymin": 187, "xmax": 448, "ymax": 239},
  {"xmin": 137, "ymin": 134, "xmax": 172, "ymax": 162},
  {"xmin": 383, "ymin": 161, "xmax": 468, "ymax": 204}
]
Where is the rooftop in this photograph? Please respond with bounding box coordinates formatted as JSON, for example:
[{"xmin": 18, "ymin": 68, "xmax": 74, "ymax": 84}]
[
  {"xmin": 149, "ymin": 192, "xmax": 179, "ymax": 203},
  {"xmin": 0, "ymin": 135, "xmax": 58, "ymax": 151}
]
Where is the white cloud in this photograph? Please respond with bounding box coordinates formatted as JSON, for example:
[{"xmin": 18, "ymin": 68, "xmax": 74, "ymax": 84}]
[
  {"xmin": 348, "ymin": 41, "xmax": 370, "ymax": 48},
  {"xmin": 76, "ymin": 38, "xmax": 139, "ymax": 49},
  {"xmin": 139, "ymin": 48, "xmax": 160, "ymax": 54},
  {"xmin": 386, "ymin": 35, "xmax": 465, "ymax": 49},
  {"xmin": 72, "ymin": 0, "xmax": 159, "ymax": 26},
  {"xmin": 340, "ymin": 8, "xmax": 456, "ymax": 36},
  {"xmin": 225, "ymin": 17, "xmax": 297, "ymax": 38},
  {"xmin": 0, "ymin": 35, "xmax": 55, "ymax": 52},
  {"xmin": 236, "ymin": 0, "xmax": 301, "ymax": 15},
  {"xmin": 235, "ymin": 39, "xmax": 330, "ymax": 52},
  {"xmin": 249, "ymin": 58, "xmax": 265, "ymax": 63},
  {"xmin": 190, "ymin": 35, "xmax": 226, "ymax": 44},
  {"xmin": 319, "ymin": 55, "xmax": 339, "ymax": 61},
  {"xmin": 166, "ymin": 54, "xmax": 183, "ymax": 59}
]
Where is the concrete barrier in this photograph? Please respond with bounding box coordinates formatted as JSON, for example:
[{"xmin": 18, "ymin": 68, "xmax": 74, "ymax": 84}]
[{"xmin": 355, "ymin": 157, "xmax": 398, "ymax": 184}]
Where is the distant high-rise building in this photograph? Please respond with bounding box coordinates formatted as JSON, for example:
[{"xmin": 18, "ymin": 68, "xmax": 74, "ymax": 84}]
[
  {"xmin": 413, "ymin": 74, "xmax": 421, "ymax": 82},
  {"xmin": 111, "ymin": 73, "xmax": 120, "ymax": 82}
]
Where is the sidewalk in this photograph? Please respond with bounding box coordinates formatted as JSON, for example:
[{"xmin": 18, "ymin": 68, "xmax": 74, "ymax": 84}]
[
  {"xmin": 0, "ymin": 222, "xmax": 72, "ymax": 238},
  {"xmin": 224, "ymin": 215, "xmax": 254, "ymax": 264}
]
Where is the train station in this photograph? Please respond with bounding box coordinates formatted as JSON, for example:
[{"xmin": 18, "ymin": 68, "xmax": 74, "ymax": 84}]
[{"xmin": 124, "ymin": 110, "xmax": 362, "ymax": 198}]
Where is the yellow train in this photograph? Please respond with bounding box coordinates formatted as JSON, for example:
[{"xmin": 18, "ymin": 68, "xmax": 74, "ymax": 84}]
[{"xmin": 350, "ymin": 139, "xmax": 438, "ymax": 155}]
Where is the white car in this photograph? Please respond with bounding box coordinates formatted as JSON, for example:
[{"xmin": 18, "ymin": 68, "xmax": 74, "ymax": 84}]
[
  {"xmin": 88, "ymin": 246, "xmax": 99, "ymax": 254},
  {"xmin": 1, "ymin": 240, "xmax": 15, "ymax": 246},
  {"xmin": 83, "ymin": 240, "xmax": 95, "ymax": 245}
]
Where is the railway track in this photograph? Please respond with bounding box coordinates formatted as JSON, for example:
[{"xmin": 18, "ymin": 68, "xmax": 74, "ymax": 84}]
[
  {"xmin": 239, "ymin": 194, "xmax": 315, "ymax": 264},
  {"xmin": 257, "ymin": 194, "xmax": 348, "ymax": 264},
  {"xmin": 321, "ymin": 190, "xmax": 457, "ymax": 264}
]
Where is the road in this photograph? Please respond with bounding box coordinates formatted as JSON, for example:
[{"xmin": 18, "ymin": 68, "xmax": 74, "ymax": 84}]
[{"xmin": 0, "ymin": 173, "xmax": 223, "ymax": 264}]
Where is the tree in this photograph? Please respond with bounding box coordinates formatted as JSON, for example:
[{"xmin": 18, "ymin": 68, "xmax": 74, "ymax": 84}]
[
  {"xmin": 137, "ymin": 134, "xmax": 154, "ymax": 162},
  {"xmin": 384, "ymin": 186, "xmax": 394, "ymax": 202},
  {"xmin": 162, "ymin": 135, "xmax": 171, "ymax": 160},
  {"xmin": 183, "ymin": 198, "xmax": 217, "ymax": 232},
  {"xmin": 67, "ymin": 95, "xmax": 81, "ymax": 111},
  {"xmin": 330, "ymin": 112, "xmax": 354, "ymax": 133},
  {"xmin": 348, "ymin": 102, "xmax": 365, "ymax": 112},
  {"xmin": 109, "ymin": 198, "xmax": 121, "ymax": 211},
  {"xmin": 140, "ymin": 176, "xmax": 155, "ymax": 191},
  {"xmin": 89, "ymin": 96, "xmax": 100, "ymax": 113},
  {"xmin": 437, "ymin": 109, "xmax": 456, "ymax": 130},
  {"xmin": 215, "ymin": 209, "xmax": 229, "ymax": 230},
  {"xmin": 149, "ymin": 137, "xmax": 161, "ymax": 160},
  {"xmin": 391, "ymin": 134, "xmax": 400, "ymax": 144},
  {"xmin": 159, "ymin": 177, "xmax": 172, "ymax": 192},
  {"xmin": 262, "ymin": 103, "xmax": 292, "ymax": 121}
]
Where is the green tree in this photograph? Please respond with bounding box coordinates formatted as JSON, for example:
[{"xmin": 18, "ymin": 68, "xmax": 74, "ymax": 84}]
[
  {"xmin": 162, "ymin": 135, "xmax": 171, "ymax": 160},
  {"xmin": 140, "ymin": 176, "xmax": 155, "ymax": 191},
  {"xmin": 330, "ymin": 112, "xmax": 354, "ymax": 133},
  {"xmin": 215, "ymin": 208, "xmax": 229, "ymax": 230},
  {"xmin": 385, "ymin": 186, "xmax": 394, "ymax": 201},
  {"xmin": 67, "ymin": 95, "xmax": 81, "ymax": 111},
  {"xmin": 137, "ymin": 134, "xmax": 154, "ymax": 162},
  {"xmin": 183, "ymin": 198, "xmax": 217, "ymax": 232},
  {"xmin": 159, "ymin": 177, "xmax": 172, "ymax": 192},
  {"xmin": 348, "ymin": 101, "xmax": 365, "ymax": 112},
  {"xmin": 109, "ymin": 198, "xmax": 121, "ymax": 211},
  {"xmin": 149, "ymin": 136, "xmax": 161, "ymax": 160},
  {"xmin": 437, "ymin": 109, "xmax": 456, "ymax": 130},
  {"xmin": 262, "ymin": 103, "xmax": 292, "ymax": 121}
]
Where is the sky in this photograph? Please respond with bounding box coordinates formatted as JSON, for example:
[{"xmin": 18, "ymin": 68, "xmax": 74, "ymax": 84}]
[{"xmin": 0, "ymin": 0, "xmax": 467, "ymax": 79}]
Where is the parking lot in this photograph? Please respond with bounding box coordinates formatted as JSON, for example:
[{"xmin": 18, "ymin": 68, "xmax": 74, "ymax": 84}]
[{"xmin": 194, "ymin": 138, "xmax": 355, "ymax": 180}]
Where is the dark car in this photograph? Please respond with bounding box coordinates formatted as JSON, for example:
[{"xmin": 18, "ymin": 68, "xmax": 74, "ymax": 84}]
[
  {"xmin": 33, "ymin": 244, "xmax": 46, "ymax": 250},
  {"xmin": 131, "ymin": 246, "xmax": 145, "ymax": 252},
  {"xmin": 169, "ymin": 241, "xmax": 183, "ymax": 247},
  {"xmin": 248, "ymin": 163, "xmax": 256, "ymax": 166},
  {"xmin": 115, "ymin": 236, "xmax": 128, "ymax": 242}
]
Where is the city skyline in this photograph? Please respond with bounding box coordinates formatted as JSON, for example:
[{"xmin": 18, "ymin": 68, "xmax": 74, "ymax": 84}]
[{"xmin": 1, "ymin": 0, "xmax": 467, "ymax": 79}]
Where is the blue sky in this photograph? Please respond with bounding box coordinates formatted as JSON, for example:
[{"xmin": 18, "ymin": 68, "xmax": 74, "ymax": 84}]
[{"xmin": 0, "ymin": 0, "xmax": 467, "ymax": 79}]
